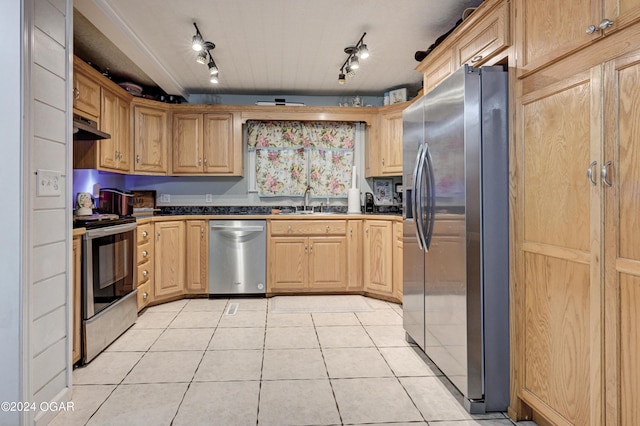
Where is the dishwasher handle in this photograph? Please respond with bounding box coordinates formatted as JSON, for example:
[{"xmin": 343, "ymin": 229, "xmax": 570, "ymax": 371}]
[{"xmin": 210, "ymin": 225, "xmax": 265, "ymax": 233}]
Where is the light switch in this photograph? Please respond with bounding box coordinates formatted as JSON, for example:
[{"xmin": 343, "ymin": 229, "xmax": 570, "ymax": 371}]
[{"xmin": 36, "ymin": 169, "xmax": 62, "ymax": 196}]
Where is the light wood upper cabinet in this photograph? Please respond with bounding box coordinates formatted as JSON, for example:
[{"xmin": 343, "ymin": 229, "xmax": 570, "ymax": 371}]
[
  {"xmin": 422, "ymin": 50, "xmax": 454, "ymax": 94},
  {"xmin": 515, "ymin": 0, "xmax": 640, "ymax": 75},
  {"xmin": 367, "ymin": 103, "xmax": 407, "ymax": 177},
  {"xmin": 185, "ymin": 220, "xmax": 209, "ymax": 294},
  {"xmin": 363, "ymin": 220, "xmax": 394, "ymax": 295},
  {"xmin": 134, "ymin": 102, "xmax": 169, "ymax": 174},
  {"xmin": 98, "ymin": 88, "xmax": 131, "ymax": 172},
  {"xmin": 172, "ymin": 113, "xmax": 203, "ymax": 174},
  {"xmin": 455, "ymin": 0, "xmax": 509, "ymax": 67},
  {"xmin": 171, "ymin": 111, "xmax": 242, "ymax": 176},
  {"xmin": 73, "ymin": 64, "xmax": 101, "ymax": 121},
  {"xmin": 154, "ymin": 221, "xmax": 185, "ymax": 300}
]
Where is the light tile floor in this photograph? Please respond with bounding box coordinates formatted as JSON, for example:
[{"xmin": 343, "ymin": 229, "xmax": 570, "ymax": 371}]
[{"xmin": 52, "ymin": 295, "xmax": 537, "ymax": 426}]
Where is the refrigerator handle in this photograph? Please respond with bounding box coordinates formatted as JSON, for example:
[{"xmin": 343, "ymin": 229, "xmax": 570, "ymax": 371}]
[
  {"xmin": 424, "ymin": 144, "xmax": 436, "ymax": 250},
  {"xmin": 416, "ymin": 145, "xmax": 430, "ymax": 251},
  {"xmin": 412, "ymin": 144, "xmax": 425, "ymax": 251}
]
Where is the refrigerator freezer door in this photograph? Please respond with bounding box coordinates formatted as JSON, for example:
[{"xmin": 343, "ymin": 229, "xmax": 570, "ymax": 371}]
[{"xmin": 402, "ymin": 99, "xmax": 426, "ymax": 350}]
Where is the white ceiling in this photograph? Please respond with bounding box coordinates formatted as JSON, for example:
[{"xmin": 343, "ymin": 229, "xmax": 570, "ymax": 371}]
[{"xmin": 74, "ymin": 0, "xmax": 483, "ymax": 99}]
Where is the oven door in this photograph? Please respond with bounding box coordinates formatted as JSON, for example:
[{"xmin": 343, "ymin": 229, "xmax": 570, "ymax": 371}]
[{"xmin": 83, "ymin": 222, "xmax": 137, "ymax": 319}]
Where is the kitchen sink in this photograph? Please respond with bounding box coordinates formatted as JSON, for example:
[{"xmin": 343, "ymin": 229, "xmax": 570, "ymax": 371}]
[{"xmin": 285, "ymin": 211, "xmax": 340, "ymax": 215}]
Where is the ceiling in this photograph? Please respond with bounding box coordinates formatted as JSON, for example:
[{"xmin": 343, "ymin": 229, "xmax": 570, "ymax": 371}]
[{"xmin": 73, "ymin": 0, "xmax": 483, "ymax": 100}]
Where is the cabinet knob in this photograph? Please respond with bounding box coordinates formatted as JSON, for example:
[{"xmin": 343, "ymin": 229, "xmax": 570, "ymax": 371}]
[
  {"xmin": 73, "ymin": 88, "xmax": 80, "ymax": 99},
  {"xmin": 142, "ymin": 231, "xmax": 148, "ymax": 238},
  {"xmin": 157, "ymin": 231, "xmax": 161, "ymax": 240},
  {"xmin": 201, "ymin": 226, "xmax": 204, "ymax": 238},
  {"xmin": 142, "ymin": 250, "xmax": 148, "ymax": 257},
  {"xmin": 471, "ymin": 55, "xmax": 483, "ymax": 63},
  {"xmin": 366, "ymin": 228, "xmax": 369, "ymax": 237},
  {"xmin": 136, "ymin": 155, "xmax": 141, "ymax": 163},
  {"xmin": 599, "ymin": 18, "xmax": 614, "ymax": 30},
  {"xmin": 310, "ymin": 244, "xmax": 313, "ymax": 253},
  {"xmin": 381, "ymin": 158, "xmax": 385, "ymax": 166},
  {"xmin": 326, "ymin": 225, "xmax": 330, "ymax": 232},
  {"xmin": 304, "ymin": 245, "xmax": 308, "ymax": 253},
  {"xmin": 198, "ymin": 158, "xmax": 202, "ymax": 166},
  {"xmin": 288, "ymin": 225, "xmax": 292, "ymax": 232},
  {"xmin": 204, "ymin": 158, "xmax": 208, "ymax": 165},
  {"xmin": 142, "ymin": 292, "xmax": 148, "ymax": 299},
  {"xmin": 142, "ymin": 270, "xmax": 149, "ymax": 277},
  {"xmin": 350, "ymin": 227, "xmax": 353, "ymax": 236}
]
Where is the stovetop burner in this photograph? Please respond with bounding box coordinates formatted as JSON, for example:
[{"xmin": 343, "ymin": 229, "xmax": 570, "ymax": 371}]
[{"xmin": 73, "ymin": 214, "xmax": 136, "ymax": 229}]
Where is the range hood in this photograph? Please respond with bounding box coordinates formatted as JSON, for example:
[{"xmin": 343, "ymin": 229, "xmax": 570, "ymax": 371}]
[{"xmin": 73, "ymin": 114, "xmax": 111, "ymax": 140}]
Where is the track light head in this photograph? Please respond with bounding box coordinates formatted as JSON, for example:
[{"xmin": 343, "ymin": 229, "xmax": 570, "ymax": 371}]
[
  {"xmin": 338, "ymin": 73, "xmax": 346, "ymax": 84},
  {"xmin": 358, "ymin": 44, "xmax": 369, "ymax": 59},
  {"xmin": 192, "ymin": 33, "xmax": 204, "ymax": 51},
  {"xmin": 350, "ymin": 55, "xmax": 360, "ymax": 70},
  {"xmin": 210, "ymin": 74, "xmax": 219, "ymax": 84},
  {"xmin": 196, "ymin": 50, "xmax": 208, "ymax": 64},
  {"xmin": 346, "ymin": 64, "xmax": 355, "ymax": 77},
  {"xmin": 208, "ymin": 59, "xmax": 219, "ymax": 76}
]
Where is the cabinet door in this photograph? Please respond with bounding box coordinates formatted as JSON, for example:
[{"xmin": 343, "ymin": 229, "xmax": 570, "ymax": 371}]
[
  {"xmin": 603, "ymin": 0, "xmax": 640, "ymax": 34},
  {"xmin": 99, "ymin": 89, "xmax": 118, "ymax": 170},
  {"xmin": 73, "ymin": 71, "xmax": 101, "ymax": 120},
  {"xmin": 203, "ymin": 113, "xmax": 234, "ymax": 174},
  {"xmin": 154, "ymin": 221, "xmax": 185, "ymax": 299},
  {"xmin": 134, "ymin": 106, "xmax": 168, "ymax": 173},
  {"xmin": 517, "ymin": 68, "xmax": 602, "ymax": 425},
  {"xmin": 309, "ymin": 236, "xmax": 348, "ymax": 291},
  {"xmin": 172, "ymin": 113, "xmax": 203, "ymax": 174},
  {"xmin": 603, "ymin": 52, "xmax": 640, "ymax": 426},
  {"xmin": 116, "ymin": 99, "xmax": 131, "ymax": 172},
  {"xmin": 363, "ymin": 220, "xmax": 393, "ymax": 295},
  {"xmin": 185, "ymin": 220, "xmax": 208, "ymax": 294},
  {"xmin": 393, "ymin": 222, "xmax": 403, "ymax": 301},
  {"xmin": 423, "ymin": 50, "xmax": 454, "ymax": 94},
  {"xmin": 380, "ymin": 111, "xmax": 403, "ymax": 175},
  {"xmin": 268, "ymin": 237, "xmax": 308, "ymax": 292},
  {"xmin": 347, "ymin": 220, "xmax": 363, "ymax": 290},
  {"xmin": 515, "ymin": 0, "xmax": 601, "ymax": 74},
  {"xmin": 456, "ymin": 1, "xmax": 509, "ymax": 67}
]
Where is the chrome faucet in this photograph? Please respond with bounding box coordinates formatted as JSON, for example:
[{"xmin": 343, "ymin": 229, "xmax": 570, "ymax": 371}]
[{"xmin": 303, "ymin": 185, "xmax": 313, "ymax": 212}]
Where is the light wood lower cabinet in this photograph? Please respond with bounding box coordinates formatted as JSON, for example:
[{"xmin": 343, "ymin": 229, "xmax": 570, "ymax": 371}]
[
  {"xmin": 393, "ymin": 222, "xmax": 403, "ymax": 301},
  {"xmin": 363, "ymin": 220, "xmax": 394, "ymax": 296},
  {"xmin": 72, "ymin": 236, "xmax": 81, "ymax": 364},
  {"xmin": 268, "ymin": 220, "xmax": 348, "ymax": 293},
  {"xmin": 136, "ymin": 223, "xmax": 154, "ymax": 311},
  {"xmin": 154, "ymin": 221, "xmax": 185, "ymax": 301},
  {"xmin": 185, "ymin": 220, "xmax": 209, "ymax": 294}
]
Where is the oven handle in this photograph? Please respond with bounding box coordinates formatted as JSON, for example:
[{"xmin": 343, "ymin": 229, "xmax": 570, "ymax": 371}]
[{"xmin": 84, "ymin": 222, "xmax": 138, "ymax": 239}]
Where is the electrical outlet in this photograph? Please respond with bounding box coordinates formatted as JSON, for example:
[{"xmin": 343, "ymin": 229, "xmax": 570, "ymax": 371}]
[
  {"xmin": 205, "ymin": 194, "xmax": 213, "ymax": 203},
  {"xmin": 160, "ymin": 194, "xmax": 170, "ymax": 203},
  {"xmin": 36, "ymin": 169, "xmax": 62, "ymax": 196}
]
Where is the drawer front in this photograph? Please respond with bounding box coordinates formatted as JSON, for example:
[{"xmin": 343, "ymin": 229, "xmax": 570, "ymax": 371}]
[
  {"xmin": 137, "ymin": 241, "xmax": 151, "ymax": 265},
  {"xmin": 456, "ymin": 2, "xmax": 509, "ymax": 66},
  {"xmin": 137, "ymin": 223, "xmax": 152, "ymax": 244},
  {"xmin": 137, "ymin": 261, "xmax": 152, "ymax": 286},
  {"xmin": 136, "ymin": 281, "xmax": 151, "ymax": 311},
  {"xmin": 271, "ymin": 220, "xmax": 347, "ymax": 236}
]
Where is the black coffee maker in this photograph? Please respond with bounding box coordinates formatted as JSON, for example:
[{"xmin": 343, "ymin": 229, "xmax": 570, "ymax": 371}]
[{"xmin": 364, "ymin": 192, "xmax": 375, "ymax": 213}]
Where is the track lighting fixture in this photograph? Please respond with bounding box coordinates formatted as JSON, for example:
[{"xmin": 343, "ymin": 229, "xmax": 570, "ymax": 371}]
[
  {"xmin": 337, "ymin": 32, "xmax": 369, "ymax": 84},
  {"xmin": 191, "ymin": 22, "xmax": 220, "ymax": 84}
]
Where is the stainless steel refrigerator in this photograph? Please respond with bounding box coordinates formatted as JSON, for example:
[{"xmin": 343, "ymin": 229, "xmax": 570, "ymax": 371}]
[{"xmin": 402, "ymin": 65, "xmax": 509, "ymax": 413}]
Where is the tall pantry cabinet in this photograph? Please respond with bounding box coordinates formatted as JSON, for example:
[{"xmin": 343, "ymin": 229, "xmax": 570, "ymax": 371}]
[{"xmin": 513, "ymin": 0, "xmax": 640, "ymax": 423}]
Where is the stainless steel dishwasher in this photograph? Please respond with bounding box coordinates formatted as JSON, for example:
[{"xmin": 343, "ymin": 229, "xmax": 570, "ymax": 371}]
[{"xmin": 209, "ymin": 220, "xmax": 267, "ymax": 295}]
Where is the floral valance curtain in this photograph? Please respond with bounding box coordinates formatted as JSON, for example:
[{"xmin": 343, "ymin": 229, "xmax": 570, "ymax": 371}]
[{"xmin": 247, "ymin": 120, "xmax": 356, "ymax": 197}]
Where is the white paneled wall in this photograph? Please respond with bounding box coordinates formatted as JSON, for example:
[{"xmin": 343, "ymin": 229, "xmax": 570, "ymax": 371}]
[{"xmin": 30, "ymin": 0, "xmax": 72, "ymax": 424}]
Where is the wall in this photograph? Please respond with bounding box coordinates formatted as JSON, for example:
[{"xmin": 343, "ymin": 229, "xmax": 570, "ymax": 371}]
[
  {"xmin": 0, "ymin": 1, "xmax": 24, "ymax": 424},
  {"xmin": 188, "ymin": 93, "xmax": 383, "ymax": 107},
  {"xmin": 124, "ymin": 125, "xmax": 383, "ymax": 208},
  {"xmin": 29, "ymin": 0, "xmax": 73, "ymax": 424},
  {"xmin": 72, "ymin": 169, "xmax": 126, "ymax": 211}
]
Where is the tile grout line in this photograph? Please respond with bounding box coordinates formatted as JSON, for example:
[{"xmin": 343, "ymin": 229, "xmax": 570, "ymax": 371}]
[
  {"xmin": 312, "ymin": 312, "xmax": 346, "ymax": 426},
  {"xmin": 255, "ymin": 298, "xmax": 269, "ymax": 425}
]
